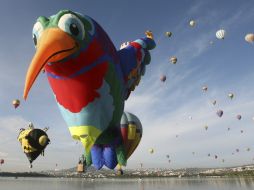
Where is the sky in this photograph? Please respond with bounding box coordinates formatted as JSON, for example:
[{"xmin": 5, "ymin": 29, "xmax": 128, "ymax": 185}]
[{"xmin": 0, "ymin": 0, "xmax": 254, "ymax": 172}]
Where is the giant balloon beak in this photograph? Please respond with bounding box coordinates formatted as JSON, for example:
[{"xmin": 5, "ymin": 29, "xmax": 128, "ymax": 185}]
[{"xmin": 23, "ymin": 28, "xmax": 78, "ymax": 100}]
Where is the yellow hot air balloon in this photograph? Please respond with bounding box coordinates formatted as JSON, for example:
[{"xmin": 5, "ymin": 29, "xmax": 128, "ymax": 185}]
[
  {"xmin": 12, "ymin": 99, "xmax": 20, "ymax": 109},
  {"xmin": 189, "ymin": 20, "xmax": 196, "ymax": 27},
  {"xmin": 148, "ymin": 148, "xmax": 154, "ymax": 154},
  {"xmin": 204, "ymin": 125, "xmax": 208, "ymax": 130},
  {"xmin": 170, "ymin": 56, "xmax": 177, "ymax": 64},
  {"xmin": 245, "ymin": 33, "xmax": 254, "ymax": 44}
]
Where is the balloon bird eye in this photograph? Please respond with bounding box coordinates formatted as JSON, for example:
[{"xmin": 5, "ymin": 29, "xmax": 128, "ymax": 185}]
[
  {"xmin": 58, "ymin": 13, "xmax": 85, "ymax": 40},
  {"xmin": 32, "ymin": 22, "xmax": 44, "ymax": 47},
  {"xmin": 33, "ymin": 34, "xmax": 37, "ymax": 46}
]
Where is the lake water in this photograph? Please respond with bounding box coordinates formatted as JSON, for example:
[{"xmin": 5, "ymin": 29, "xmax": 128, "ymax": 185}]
[{"xmin": 1, "ymin": 177, "xmax": 254, "ymax": 190}]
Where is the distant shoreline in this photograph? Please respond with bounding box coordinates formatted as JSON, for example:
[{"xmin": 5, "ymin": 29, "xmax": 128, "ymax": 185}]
[{"xmin": 1, "ymin": 171, "xmax": 254, "ymax": 179}]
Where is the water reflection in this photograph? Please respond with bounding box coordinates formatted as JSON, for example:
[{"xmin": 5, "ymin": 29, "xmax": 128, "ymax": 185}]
[{"xmin": 0, "ymin": 177, "xmax": 254, "ymax": 190}]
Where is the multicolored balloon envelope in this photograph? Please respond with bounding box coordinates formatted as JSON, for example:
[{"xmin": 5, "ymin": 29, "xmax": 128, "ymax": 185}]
[
  {"xmin": 23, "ymin": 10, "xmax": 155, "ymax": 170},
  {"xmin": 85, "ymin": 112, "xmax": 142, "ymax": 170},
  {"xmin": 18, "ymin": 127, "xmax": 50, "ymax": 167},
  {"xmin": 120, "ymin": 112, "xmax": 143, "ymax": 159}
]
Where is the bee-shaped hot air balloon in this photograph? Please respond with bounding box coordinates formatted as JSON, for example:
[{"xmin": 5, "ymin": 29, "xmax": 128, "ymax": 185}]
[{"xmin": 17, "ymin": 123, "xmax": 50, "ymax": 168}]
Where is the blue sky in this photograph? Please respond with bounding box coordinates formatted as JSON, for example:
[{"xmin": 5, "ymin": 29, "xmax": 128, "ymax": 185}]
[{"xmin": 0, "ymin": 0, "xmax": 254, "ymax": 172}]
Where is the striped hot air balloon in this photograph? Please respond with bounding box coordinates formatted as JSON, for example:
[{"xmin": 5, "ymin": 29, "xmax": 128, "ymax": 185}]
[{"xmin": 216, "ymin": 29, "xmax": 226, "ymax": 40}]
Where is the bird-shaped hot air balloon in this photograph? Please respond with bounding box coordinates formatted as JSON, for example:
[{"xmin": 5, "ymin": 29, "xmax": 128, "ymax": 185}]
[
  {"xmin": 23, "ymin": 10, "xmax": 156, "ymax": 170},
  {"xmin": 17, "ymin": 123, "xmax": 50, "ymax": 168}
]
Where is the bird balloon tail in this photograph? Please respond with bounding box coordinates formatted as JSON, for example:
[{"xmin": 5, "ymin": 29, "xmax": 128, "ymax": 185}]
[{"xmin": 118, "ymin": 31, "xmax": 156, "ymax": 100}]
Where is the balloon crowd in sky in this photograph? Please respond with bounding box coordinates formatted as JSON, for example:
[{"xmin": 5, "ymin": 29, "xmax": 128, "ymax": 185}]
[{"xmin": 2, "ymin": 10, "xmax": 254, "ymax": 173}]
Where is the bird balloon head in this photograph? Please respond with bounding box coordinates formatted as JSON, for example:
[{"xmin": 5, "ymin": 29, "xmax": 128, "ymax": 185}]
[{"xmin": 24, "ymin": 10, "xmax": 98, "ymax": 99}]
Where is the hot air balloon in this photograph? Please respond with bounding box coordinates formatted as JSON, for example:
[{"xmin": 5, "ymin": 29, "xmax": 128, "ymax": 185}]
[
  {"xmin": 166, "ymin": 155, "xmax": 170, "ymax": 159},
  {"xmin": 116, "ymin": 164, "xmax": 124, "ymax": 176},
  {"xmin": 149, "ymin": 148, "xmax": 154, "ymax": 154},
  {"xmin": 228, "ymin": 93, "xmax": 234, "ymax": 99},
  {"xmin": 17, "ymin": 123, "xmax": 50, "ymax": 168},
  {"xmin": 216, "ymin": 29, "xmax": 226, "ymax": 40},
  {"xmin": 168, "ymin": 160, "xmax": 171, "ymax": 163},
  {"xmin": 160, "ymin": 75, "xmax": 166, "ymax": 82},
  {"xmin": 118, "ymin": 112, "xmax": 143, "ymax": 164},
  {"xmin": 245, "ymin": 33, "xmax": 254, "ymax": 44},
  {"xmin": 165, "ymin": 32, "xmax": 172, "ymax": 38},
  {"xmin": 23, "ymin": 10, "xmax": 156, "ymax": 171},
  {"xmin": 204, "ymin": 125, "xmax": 208, "ymax": 130},
  {"xmin": 227, "ymin": 127, "xmax": 230, "ymax": 131},
  {"xmin": 12, "ymin": 99, "xmax": 20, "ymax": 109},
  {"xmin": 236, "ymin": 114, "xmax": 242, "ymax": 120},
  {"xmin": 236, "ymin": 149, "xmax": 239, "ymax": 152},
  {"xmin": 208, "ymin": 153, "xmax": 211, "ymax": 157},
  {"xmin": 202, "ymin": 86, "xmax": 208, "ymax": 92},
  {"xmin": 170, "ymin": 56, "xmax": 177, "ymax": 64},
  {"xmin": 240, "ymin": 130, "xmax": 243, "ymax": 133},
  {"xmin": 216, "ymin": 110, "xmax": 223, "ymax": 117},
  {"xmin": 247, "ymin": 148, "xmax": 250, "ymax": 152},
  {"xmin": 212, "ymin": 100, "xmax": 217, "ymax": 105},
  {"xmin": 215, "ymin": 155, "xmax": 218, "ymax": 159},
  {"xmin": 189, "ymin": 20, "xmax": 196, "ymax": 27},
  {"xmin": 0, "ymin": 159, "xmax": 4, "ymax": 165}
]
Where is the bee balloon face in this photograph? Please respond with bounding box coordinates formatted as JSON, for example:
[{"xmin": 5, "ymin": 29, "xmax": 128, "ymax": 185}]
[{"xmin": 18, "ymin": 128, "xmax": 50, "ymax": 164}]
